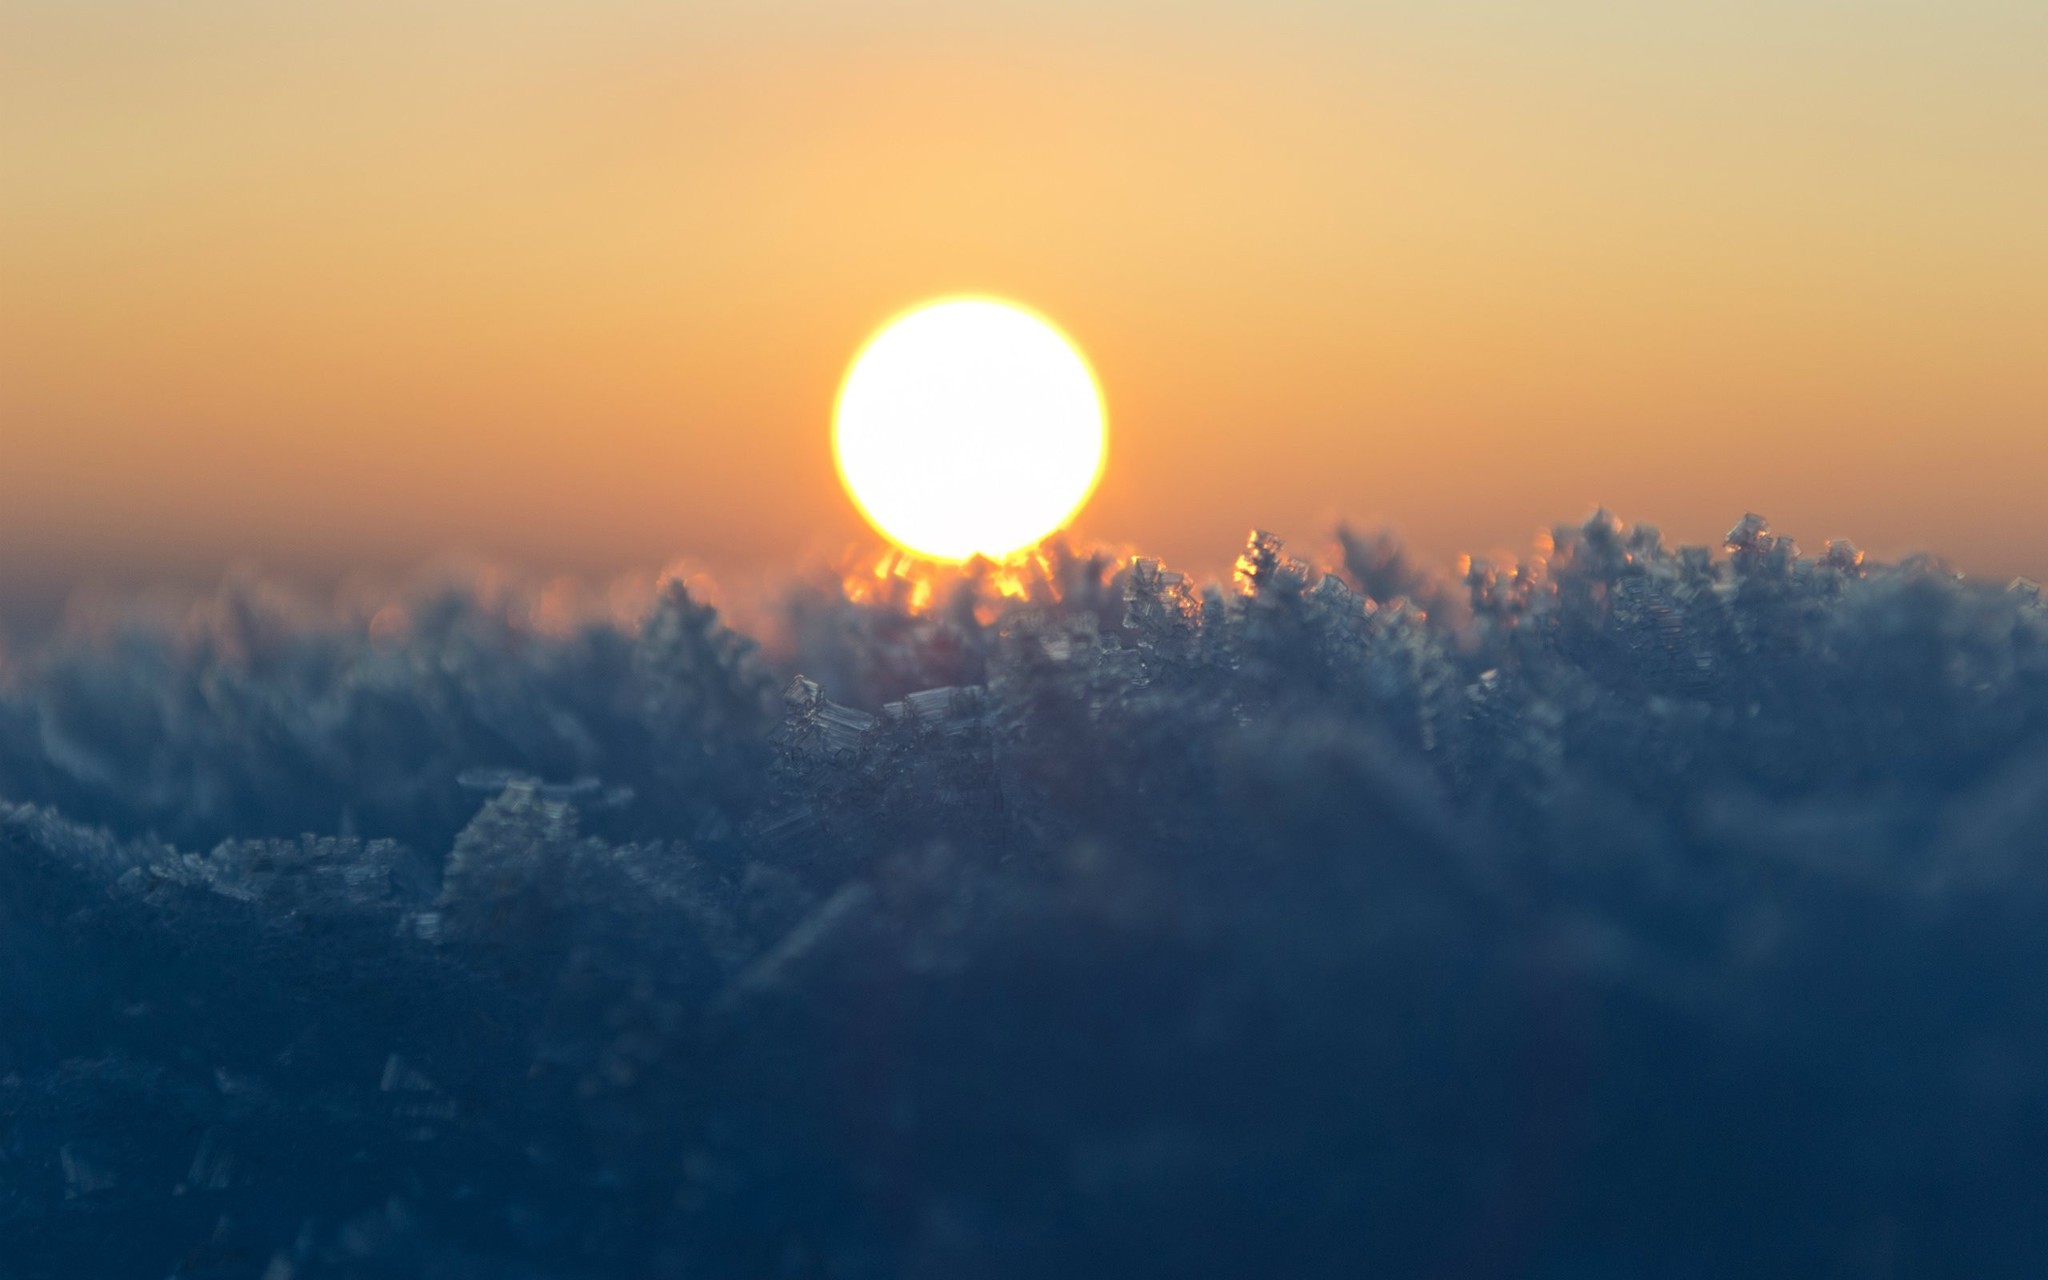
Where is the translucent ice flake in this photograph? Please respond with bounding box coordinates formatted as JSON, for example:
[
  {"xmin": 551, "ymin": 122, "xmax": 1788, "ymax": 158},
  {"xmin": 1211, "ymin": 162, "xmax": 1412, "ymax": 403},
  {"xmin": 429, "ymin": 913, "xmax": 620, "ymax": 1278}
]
[{"xmin": 780, "ymin": 675, "xmax": 877, "ymax": 759}]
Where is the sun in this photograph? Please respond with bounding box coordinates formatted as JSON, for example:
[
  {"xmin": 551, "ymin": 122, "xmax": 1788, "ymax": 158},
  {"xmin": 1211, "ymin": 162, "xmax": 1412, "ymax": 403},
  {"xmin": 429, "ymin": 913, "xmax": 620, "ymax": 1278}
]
[{"xmin": 834, "ymin": 297, "xmax": 1107, "ymax": 563}]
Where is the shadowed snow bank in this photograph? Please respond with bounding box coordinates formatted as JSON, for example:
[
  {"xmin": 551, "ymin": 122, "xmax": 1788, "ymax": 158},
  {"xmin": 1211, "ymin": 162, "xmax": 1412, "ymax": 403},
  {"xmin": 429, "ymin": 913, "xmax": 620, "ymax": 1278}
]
[{"xmin": 4, "ymin": 513, "xmax": 2046, "ymax": 1278}]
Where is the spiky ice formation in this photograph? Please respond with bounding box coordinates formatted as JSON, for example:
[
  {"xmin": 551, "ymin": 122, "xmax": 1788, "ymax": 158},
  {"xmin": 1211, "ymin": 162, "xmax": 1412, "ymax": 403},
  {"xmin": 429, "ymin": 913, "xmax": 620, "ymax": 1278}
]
[{"xmin": 3, "ymin": 513, "xmax": 2046, "ymax": 1278}]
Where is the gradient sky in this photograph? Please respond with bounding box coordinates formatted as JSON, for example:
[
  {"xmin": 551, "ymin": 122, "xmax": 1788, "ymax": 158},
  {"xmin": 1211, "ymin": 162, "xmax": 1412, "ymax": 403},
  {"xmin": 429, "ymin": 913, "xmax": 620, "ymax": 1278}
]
[{"xmin": 4, "ymin": 0, "xmax": 2045, "ymax": 600}]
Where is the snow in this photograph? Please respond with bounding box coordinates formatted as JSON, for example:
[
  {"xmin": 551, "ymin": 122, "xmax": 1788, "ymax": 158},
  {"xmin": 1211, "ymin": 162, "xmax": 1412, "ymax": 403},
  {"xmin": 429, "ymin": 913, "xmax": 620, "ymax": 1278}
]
[{"xmin": 3, "ymin": 513, "xmax": 2046, "ymax": 1276}]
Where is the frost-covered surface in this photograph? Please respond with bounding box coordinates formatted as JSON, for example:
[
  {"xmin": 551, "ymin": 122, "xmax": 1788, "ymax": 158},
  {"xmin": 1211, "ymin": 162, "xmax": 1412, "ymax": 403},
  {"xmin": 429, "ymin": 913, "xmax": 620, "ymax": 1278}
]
[{"xmin": 4, "ymin": 513, "xmax": 2048, "ymax": 1278}]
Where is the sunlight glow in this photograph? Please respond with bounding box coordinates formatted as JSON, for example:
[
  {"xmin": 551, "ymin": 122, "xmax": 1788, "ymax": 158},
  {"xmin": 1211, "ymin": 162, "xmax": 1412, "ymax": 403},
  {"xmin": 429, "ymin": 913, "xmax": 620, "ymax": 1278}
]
[{"xmin": 834, "ymin": 297, "xmax": 1107, "ymax": 562}]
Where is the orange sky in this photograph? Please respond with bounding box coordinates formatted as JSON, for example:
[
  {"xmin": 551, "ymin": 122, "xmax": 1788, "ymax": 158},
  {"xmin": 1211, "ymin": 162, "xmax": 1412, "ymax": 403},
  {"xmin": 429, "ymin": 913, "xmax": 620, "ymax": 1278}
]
[{"xmin": 4, "ymin": 0, "xmax": 2045, "ymax": 600}]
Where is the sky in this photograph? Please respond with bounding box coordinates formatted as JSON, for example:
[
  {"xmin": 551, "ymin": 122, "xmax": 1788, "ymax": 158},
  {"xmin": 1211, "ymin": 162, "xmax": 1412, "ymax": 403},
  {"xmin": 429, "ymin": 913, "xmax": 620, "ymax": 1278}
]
[{"xmin": 4, "ymin": 0, "xmax": 2045, "ymax": 604}]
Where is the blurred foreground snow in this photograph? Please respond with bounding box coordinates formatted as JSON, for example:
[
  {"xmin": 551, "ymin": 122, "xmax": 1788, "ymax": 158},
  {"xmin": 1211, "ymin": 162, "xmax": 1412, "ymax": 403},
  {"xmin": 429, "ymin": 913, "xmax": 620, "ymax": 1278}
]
[{"xmin": 4, "ymin": 514, "xmax": 2047, "ymax": 1277}]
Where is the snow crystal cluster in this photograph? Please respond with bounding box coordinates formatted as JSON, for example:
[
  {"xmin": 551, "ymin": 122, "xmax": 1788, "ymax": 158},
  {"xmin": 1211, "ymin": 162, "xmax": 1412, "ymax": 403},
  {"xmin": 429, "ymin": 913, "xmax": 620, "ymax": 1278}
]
[{"xmin": 4, "ymin": 513, "xmax": 2047, "ymax": 1278}]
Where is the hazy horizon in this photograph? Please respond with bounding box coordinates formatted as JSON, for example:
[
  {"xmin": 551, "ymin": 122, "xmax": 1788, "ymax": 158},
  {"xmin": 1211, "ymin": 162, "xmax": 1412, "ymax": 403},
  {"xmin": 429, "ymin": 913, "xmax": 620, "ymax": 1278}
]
[{"xmin": 6, "ymin": 0, "xmax": 2045, "ymax": 596}]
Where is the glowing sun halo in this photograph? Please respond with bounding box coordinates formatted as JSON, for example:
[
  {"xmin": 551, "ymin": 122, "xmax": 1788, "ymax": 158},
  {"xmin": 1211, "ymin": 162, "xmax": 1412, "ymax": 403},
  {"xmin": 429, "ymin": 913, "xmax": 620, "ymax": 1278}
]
[{"xmin": 834, "ymin": 297, "xmax": 1107, "ymax": 562}]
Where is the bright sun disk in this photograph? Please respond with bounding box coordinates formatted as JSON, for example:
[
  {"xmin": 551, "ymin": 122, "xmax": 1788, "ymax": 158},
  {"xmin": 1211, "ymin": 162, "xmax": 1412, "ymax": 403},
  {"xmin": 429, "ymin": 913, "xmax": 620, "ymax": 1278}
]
[{"xmin": 834, "ymin": 297, "xmax": 1107, "ymax": 562}]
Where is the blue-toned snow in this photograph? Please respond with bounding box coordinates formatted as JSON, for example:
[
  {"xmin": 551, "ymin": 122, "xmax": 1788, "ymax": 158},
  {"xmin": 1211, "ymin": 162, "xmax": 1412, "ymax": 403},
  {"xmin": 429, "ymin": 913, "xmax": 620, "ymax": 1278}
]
[{"xmin": 3, "ymin": 514, "xmax": 2045, "ymax": 1278}]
